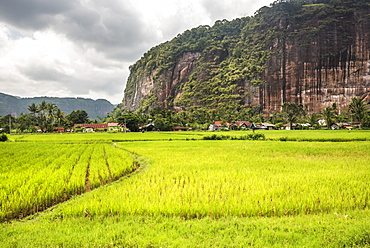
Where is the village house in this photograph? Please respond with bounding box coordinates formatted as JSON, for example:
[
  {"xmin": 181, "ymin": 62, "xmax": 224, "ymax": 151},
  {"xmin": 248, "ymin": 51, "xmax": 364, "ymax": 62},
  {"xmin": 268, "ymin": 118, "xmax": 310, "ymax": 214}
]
[
  {"xmin": 108, "ymin": 123, "xmax": 126, "ymax": 132},
  {"xmin": 283, "ymin": 123, "xmax": 300, "ymax": 130},
  {"xmin": 172, "ymin": 126, "xmax": 189, "ymax": 131},
  {"xmin": 331, "ymin": 122, "xmax": 355, "ymax": 130},
  {"xmin": 52, "ymin": 127, "xmax": 66, "ymax": 133},
  {"xmin": 208, "ymin": 121, "xmax": 230, "ymax": 131},
  {"xmin": 139, "ymin": 122, "xmax": 156, "ymax": 132},
  {"xmin": 255, "ymin": 123, "xmax": 275, "ymax": 130},
  {"xmin": 230, "ymin": 121, "xmax": 253, "ymax": 130},
  {"xmin": 73, "ymin": 123, "xmax": 126, "ymax": 132}
]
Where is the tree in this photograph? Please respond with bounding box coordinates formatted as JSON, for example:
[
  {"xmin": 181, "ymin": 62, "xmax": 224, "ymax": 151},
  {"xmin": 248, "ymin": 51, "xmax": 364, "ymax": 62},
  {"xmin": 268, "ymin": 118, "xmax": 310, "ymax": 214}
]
[
  {"xmin": 349, "ymin": 97, "xmax": 368, "ymax": 127},
  {"xmin": 27, "ymin": 103, "xmax": 39, "ymax": 115},
  {"xmin": 45, "ymin": 102, "xmax": 58, "ymax": 132},
  {"xmin": 0, "ymin": 114, "xmax": 15, "ymax": 134},
  {"xmin": 307, "ymin": 113, "xmax": 320, "ymax": 129},
  {"xmin": 16, "ymin": 113, "xmax": 37, "ymax": 132},
  {"xmin": 281, "ymin": 102, "xmax": 306, "ymax": 130},
  {"xmin": 67, "ymin": 110, "xmax": 89, "ymax": 125},
  {"xmin": 27, "ymin": 101, "xmax": 65, "ymax": 132},
  {"xmin": 268, "ymin": 111, "xmax": 284, "ymax": 124},
  {"xmin": 322, "ymin": 107, "xmax": 335, "ymax": 129},
  {"xmin": 118, "ymin": 113, "xmax": 140, "ymax": 132},
  {"xmin": 103, "ymin": 103, "xmax": 126, "ymax": 123},
  {"xmin": 37, "ymin": 100, "xmax": 48, "ymax": 131}
]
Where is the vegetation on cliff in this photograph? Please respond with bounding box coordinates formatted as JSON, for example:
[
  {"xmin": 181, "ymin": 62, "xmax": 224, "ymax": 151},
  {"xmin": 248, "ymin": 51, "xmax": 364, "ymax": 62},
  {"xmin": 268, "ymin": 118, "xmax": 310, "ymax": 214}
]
[{"xmin": 123, "ymin": 0, "xmax": 370, "ymax": 115}]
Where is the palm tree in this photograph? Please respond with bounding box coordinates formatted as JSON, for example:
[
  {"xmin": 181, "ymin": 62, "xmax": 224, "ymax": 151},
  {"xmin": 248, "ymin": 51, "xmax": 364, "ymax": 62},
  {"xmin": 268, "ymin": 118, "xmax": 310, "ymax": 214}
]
[
  {"xmin": 322, "ymin": 107, "xmax": 335, "ymax": 129},
  {"xmin": 349, "ymin": 97, "xmax": 368, "ymax": 127},
  {"xmin": 46, "ymin": 103, "xmax": 57, "ymax": 121},
  {"xmin": 37, "ymin": 101, "xmax": 48, "ymax": 131},
  {"xmin": 54, "ymin": 108, "xmax": 65, "ymax": 131},
  {"xmin": 27, "ymin": 103, "xmax": 39, "ymax": 115},
  {"xmin": 281, "ymin": 102, "xmax": 306, "ymax": 130},
  {"xmin": 307, "ymin": 113, "xmax": 320, "ymax": 129}
]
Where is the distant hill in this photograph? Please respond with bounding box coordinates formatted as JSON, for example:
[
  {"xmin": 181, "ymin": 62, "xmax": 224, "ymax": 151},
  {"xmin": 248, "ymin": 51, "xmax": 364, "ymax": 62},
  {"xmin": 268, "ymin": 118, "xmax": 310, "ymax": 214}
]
[{"xmin": 0, "ymin": 93, "xmax": 115, "ymax": 120}]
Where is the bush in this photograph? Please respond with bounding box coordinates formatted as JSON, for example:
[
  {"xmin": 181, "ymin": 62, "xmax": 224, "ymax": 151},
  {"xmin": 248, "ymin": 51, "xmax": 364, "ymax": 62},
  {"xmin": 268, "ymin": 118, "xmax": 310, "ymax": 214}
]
[
  {"xmin": 246, "ymin": 133, "xmax": 266, "ymax": 140},
  {"xmin": 203, "ymin": 134, "xmax": 230, "ymax": 140},
  {"xmin": 0, "ymin": 133, "xmax": 8, "ymax": 142},
  {"xmin": 203, "ymin": 133, "xmax": 265, "ymax": 141}
]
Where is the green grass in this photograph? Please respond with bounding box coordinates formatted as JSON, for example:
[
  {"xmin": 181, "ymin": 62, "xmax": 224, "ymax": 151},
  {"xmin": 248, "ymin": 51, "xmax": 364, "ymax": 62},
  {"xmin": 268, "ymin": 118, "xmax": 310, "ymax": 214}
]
[
  {"xmin": 10, "ymin": 131, "xmax": 206, "ymax": 142},
  {"xmin": 2, "ymin": 211, "xmax": 369, "ymax": 247},
  {"xmin": 10, "ymin": 129, "xmax": 370, "ymax": 142},
  {"xmin": 1, "ymin": 131, "xmax": 370, "ymax": 247}
]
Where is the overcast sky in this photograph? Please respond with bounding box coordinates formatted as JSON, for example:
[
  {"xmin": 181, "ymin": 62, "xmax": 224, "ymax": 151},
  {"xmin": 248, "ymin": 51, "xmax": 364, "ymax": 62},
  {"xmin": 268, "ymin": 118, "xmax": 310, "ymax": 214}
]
[{"xmin": 0, "ymin": 0, "xmax": 274, "ymax": 104}]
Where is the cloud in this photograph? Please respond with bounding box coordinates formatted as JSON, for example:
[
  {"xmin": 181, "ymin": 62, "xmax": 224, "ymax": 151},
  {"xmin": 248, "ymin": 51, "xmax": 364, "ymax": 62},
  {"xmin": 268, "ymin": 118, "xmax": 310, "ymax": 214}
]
[
  {"xmin": 54, "ymin": 0, "xmax": 154, "ymax": 61},
  {"xmin": 0, "ymin": 25, "xmax": 127, "ymax": 103},
  {"xmin": 0, "ymin": 0, "xmax": 155, "ymax": 61},
  {"xmin": 201, "ymin": 0, "xmax": 275, "ymax": 21},
  {"xmin": 0, "ymin": 0, "xmax": 274, "ymax": 104},
  {"xmin": 0, "ymin": 0, "xmax": 74, "ymax": 29}
]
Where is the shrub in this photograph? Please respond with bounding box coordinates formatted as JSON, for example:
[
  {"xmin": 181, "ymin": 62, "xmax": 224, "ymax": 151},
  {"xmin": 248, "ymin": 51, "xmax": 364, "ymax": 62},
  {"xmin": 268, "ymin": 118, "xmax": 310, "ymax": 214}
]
[
  {"xmin": 203, "ymin": 133, "xmax": 265, "ymax": 141},
  {"xmin": 203, "ymin": 134, "xmax": 230, "ymax": 140},
  {"xmin": 0, "ymin": 133, "xmax": 8, "ymax": 142},
  {"xmin": 246, "ymin": 133, "xmax": 266, "ymax": 140}
]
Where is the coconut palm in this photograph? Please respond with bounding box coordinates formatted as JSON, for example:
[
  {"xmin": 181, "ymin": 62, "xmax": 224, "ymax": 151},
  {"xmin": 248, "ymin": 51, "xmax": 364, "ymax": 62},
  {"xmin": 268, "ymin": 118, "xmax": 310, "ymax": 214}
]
[
  {"xmin": 27, "ymin": 103, "xmax": 39, "ymax": 115},
  {"xmin": 281, "ymin": 102, "xmax": 306, "ymax": 130},
  {"xmin": 307, "ymin": 113, "xmax": 320, "ymax": 128},
  {"xmin": 349, "ymin": 97, "xmax": 368, "ymax": 127},
  {"xmin": 322, "ymin": 107, "xmax": 335, "ymax": 129}
]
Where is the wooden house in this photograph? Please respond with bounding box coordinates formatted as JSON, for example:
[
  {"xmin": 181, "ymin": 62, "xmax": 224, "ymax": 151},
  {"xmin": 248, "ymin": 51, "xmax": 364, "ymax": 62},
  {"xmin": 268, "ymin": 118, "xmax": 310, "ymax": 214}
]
[{"xmin": 172, "ymin": 126, "xmax": 189, "ymax": 131}]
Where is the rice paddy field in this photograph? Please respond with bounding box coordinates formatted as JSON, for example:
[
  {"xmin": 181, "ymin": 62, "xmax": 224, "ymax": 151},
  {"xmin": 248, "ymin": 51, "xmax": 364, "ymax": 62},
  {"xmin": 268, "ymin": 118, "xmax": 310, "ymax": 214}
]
[{"xmin": 1, "ymin": 130, "xmax": 370, "ymax": 247}]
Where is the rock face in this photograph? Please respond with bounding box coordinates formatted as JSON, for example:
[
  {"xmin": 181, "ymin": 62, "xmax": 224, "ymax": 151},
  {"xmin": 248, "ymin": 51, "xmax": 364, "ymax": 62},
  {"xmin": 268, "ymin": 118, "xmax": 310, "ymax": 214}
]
[
  {"xmin": 160, "ymin": 52, "xmax": 202, "ymax": 110},
  {"xmin": 256, "ymin": 13, "xmax": 370, "ymax": 113},
  {"xmin": 124, "ymin": 52, "xmax": 201, "ymax": 112},
  {"xmin": 123, "ymin": 1, "xmax": 370, "ymax": 114}
]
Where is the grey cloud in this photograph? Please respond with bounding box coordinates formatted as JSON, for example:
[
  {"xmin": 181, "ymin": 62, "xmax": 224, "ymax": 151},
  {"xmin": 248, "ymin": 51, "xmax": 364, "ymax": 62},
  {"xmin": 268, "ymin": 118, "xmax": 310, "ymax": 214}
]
[
  {"xmin": 59, "ymin": 2, "xmax": 154, "ymax": 60},
  {"xmin": 59, "ymin": 5, "xmax": 149, "ymax": 60},
  {"xmin": 201, "ymin": 0, "xmax": 272, "ymax": 22},
  {"xmin": 0, "ymin": 0, "xmax": 159, "ymax": 61},
  {"xmin": 17, "ymin": 64, "xmax": 70, "ymax": 82},
  {"xmin": 0, "ymin": 0, "xmax": 75, "ymax": 29}
]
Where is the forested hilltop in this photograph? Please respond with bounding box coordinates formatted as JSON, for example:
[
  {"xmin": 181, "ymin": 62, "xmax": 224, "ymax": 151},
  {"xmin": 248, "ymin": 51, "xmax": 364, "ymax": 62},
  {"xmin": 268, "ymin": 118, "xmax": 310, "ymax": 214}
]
[
  {"xmin": 0, "ymin": 92, "xmax": 114, "ymax": 120},
  {"xmin": 123, "ymin": 0, "xmax": 370, "ymax": 115}
]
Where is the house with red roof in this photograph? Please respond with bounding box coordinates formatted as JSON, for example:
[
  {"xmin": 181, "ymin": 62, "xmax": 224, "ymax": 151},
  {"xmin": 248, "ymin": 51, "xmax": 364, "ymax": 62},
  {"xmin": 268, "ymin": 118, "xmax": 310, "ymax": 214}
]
[
  {"xmin": 230, "ymin": 121, "xmax": 253, "ymax": 130},
  {"xmin": 208, "ymin": 121, "xmax": 230, "ymax": 131}
]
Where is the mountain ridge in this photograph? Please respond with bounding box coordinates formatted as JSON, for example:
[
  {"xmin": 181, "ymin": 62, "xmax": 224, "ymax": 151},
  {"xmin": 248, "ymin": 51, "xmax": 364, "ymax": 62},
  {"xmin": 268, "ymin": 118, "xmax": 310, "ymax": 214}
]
[{"xmin": 0, "ymin": 92, "xmax": 115, "ymax": 120}]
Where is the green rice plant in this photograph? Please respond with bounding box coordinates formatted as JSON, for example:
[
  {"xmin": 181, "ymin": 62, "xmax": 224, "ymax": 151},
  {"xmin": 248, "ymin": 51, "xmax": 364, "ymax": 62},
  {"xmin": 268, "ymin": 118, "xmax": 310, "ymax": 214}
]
[
  {"xmin": 53, "ymin": 140, "xmax": 370, "ymax": 220},
  {"xmin": 0, "ymin": 142, "xmax": 135, "ymax": 222},
  {"xmin": 1, "ymin": 131, "xmax": 370, "ymax": 247}
]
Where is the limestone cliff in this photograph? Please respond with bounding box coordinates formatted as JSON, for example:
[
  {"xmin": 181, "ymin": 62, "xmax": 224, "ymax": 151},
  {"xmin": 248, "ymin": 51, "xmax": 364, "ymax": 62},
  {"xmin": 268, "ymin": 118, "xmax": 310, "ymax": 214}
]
[
  {"xmin": 257, "ymin": 1, "xmax": 370, "ymax": 113},
  {"xmin": 123, "ymin": 0, "xmax": 370, "ymax": 114}
]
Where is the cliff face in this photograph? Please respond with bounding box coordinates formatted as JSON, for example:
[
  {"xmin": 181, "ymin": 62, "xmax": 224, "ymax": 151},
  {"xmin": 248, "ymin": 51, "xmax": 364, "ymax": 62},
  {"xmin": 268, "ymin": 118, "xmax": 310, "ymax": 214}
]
[
  {"xmin": 256, "ymin": 4, "xmax": 370, "ymax": 113},
  {"xmin": 123, "ymin": 0, "xmax": 370, "ymax": 114},
  {"xmin": 124, "ymin": 52, "xmax": 201, "ymax": 112}
]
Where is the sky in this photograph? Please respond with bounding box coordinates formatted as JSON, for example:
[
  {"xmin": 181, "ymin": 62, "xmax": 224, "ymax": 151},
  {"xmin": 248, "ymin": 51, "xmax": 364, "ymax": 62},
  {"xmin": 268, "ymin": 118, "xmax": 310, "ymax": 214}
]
[{"xmin": 0, "ymin": 0, "xmax": 274, "ymax": 104}]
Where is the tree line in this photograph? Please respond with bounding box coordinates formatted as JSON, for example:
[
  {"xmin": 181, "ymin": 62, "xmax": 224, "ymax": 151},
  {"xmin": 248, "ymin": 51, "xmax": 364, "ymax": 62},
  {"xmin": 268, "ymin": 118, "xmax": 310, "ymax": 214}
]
[
  {"xmin": 104, "ymin": 97, "xmax": 369, "ymax": 131},
  {"xmin": 0, "ymin": 100, "xmax": 90, "ymax": 133},
  {"xmin": 0, "ymin": 97, "xmax": 368, "ymax": 134}
]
